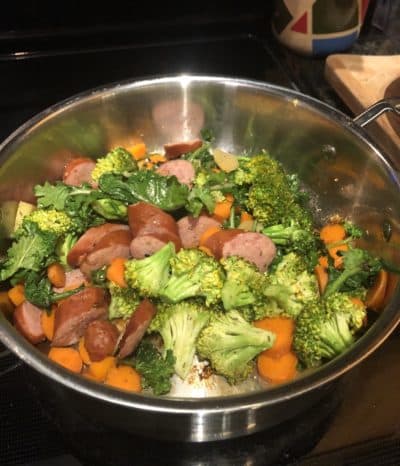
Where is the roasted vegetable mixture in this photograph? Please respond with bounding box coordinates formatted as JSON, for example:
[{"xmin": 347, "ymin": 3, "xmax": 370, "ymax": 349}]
[{"xmin": 0, "ymin": 135, "xmax": 391, "ymax": 395}]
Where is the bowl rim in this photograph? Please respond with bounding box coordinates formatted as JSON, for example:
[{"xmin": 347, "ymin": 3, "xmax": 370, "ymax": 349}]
[{"xmin": 1, "ymin": 73, "xmax": 400, "ymax": 414}]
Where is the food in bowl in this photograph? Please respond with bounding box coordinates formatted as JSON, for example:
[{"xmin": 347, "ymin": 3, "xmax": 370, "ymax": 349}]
[{"xmin": 0, "ymin": 132, "xmax": 391, "ymax": 396}]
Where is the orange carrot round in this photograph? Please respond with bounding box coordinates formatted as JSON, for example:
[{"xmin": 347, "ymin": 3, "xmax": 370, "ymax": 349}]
[
  {"xmin": 129, "ymin": 143, "xmax": 147, "ymax": 160},
  {"xmin": 320, "ymin": 223, "xmax": 346, "ymax": 244},
  {"xmin": 257, "ymin": 351, "xmax": 298, "ymax": 384},
  {"xmin": 48, "ymin": 347, "xmax": 83, "ymax": 374},
  {"xmin": 365, "ymin": 269, "xmax": 388, "ymax": 312},
  {"xmin": 327, "ymin": 243, "xmax": 349, "ymax": 268},
  {"xmin": 88, "ymin": 356, "xmax": 116, "ymax": 382},
  {"xmin": 254, "ymin": 317, "xmax": 295, "ymax": 357},
  {"xmin": 318, "ymin": 255, "xmax": 329, "ymax": 268},
  {"xmin": 40, "ymin": 306, "xmax": 56, "ymax": 341},
  {"xmin": 199, "ymin": 225, "xmax": 221, "ymax": 247},
  {"xmin": 213, "ymin": 194, "xmax": 234, "ymax": 220},
  {"xmin": 78, "ymin": 337, "xmax": 92, "ymax": 365},
  {"xmin": 240, "ymin": 211, "xmax": 253, "ymax": 223},
  {"xmin": 47, "ymin": 263, "xmax": 66, "ymax": 288},
  {"xmin": 105, "ymin": 365, "xmax": 142, "ymax": 392},
  {"xmin": 8, "ymin": 284, "xmax": 25, "ymax": 306},
  {"xmin": 198, "ymin": 246, "xmax": 213, "ymax": 256},
  {"xmin": 106, "ymin": 257, "xmax": 128, "ymax": 287}
]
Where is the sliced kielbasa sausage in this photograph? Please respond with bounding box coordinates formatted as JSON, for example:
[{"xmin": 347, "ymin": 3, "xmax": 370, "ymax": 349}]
[
  {"xmin": 128, "ymin": 202, "xmax": 179, "ymax": 238},
  {"xmin": 63, "ymin": 157, "xmax": 97, "ymax": 187},
  {"xmin": 128, "ymin": 202, "xmax": 182, "ymax": 256},
  {"xmin": 14, "ymin": 301, "xmax": 45, "ymax": 344},
  {"xmin": 163, "ymin": 138, "xmax": 203, "ymax": 160},
  {"xmin": 83, "ymin": 320, "xmax": 119, "ymax": 362},
  {"xmin": 177, "ymin": 215, "xmax": 222, "ymax": 248},
  {"xmin": 203, "ymin": 230, "xmax": 276, "ymax": 272},
  {"xmin": 118, "ymin": 299, "xmax": 157, "ymax": 359},
  {"xmin": 52, "ymin": 287, "xmax": 108, "ymax": 346},
  {"xmin": 156, "ymin": 160, "xmax": 195, "ymax": 186},
  {"xmin": 80, "ymin": 229, "xmax": 132, "ymax": 277},
  {"xmin": 67, "ymin": 223, "xmax": 129, "ymax": 267}
]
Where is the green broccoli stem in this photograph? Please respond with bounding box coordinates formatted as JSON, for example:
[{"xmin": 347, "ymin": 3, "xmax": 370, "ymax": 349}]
[
  {"xmin": 161, "ymin": 275, "xmax": 199, "ymax": 303},
  {"xmin": 324, "ymin": 269, "xmax": 358, "ymax": 297}
]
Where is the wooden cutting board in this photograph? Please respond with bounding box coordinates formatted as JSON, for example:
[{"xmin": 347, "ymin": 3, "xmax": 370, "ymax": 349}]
[{"xmin": 324, "ymin": 54, "xmax": 400, "ymax": 159}]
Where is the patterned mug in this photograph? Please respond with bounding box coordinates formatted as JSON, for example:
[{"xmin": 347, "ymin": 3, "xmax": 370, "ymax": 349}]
[{"xmin": 272, "ymin": 0, "xmax": 370, "ymax": 56}]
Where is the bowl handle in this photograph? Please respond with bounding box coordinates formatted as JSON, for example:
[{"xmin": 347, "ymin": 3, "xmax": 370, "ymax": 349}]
[{"xmin": 353, "ymin": 98, "xmax": 400, "ymax": 127}]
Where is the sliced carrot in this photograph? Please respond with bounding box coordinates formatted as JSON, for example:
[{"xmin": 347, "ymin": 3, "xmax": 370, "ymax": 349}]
[
  {"xmin": 47, "ymin": 263, "xmax": 66, "ymax": 288},
  {"xmin": 254, "ymin": 317, "xmax": 295, "ymax": 358},
  {"xmin": 213, "ymin": 194, "xmax": 234, "ymax": 220},
  {"xmin": 199, "ymin": 225, "xmax": 221, "ymax": 247},
  {"xmin": 8, "ymin": 284, "xmax": 25, "ymax": 306},
  {"xmin": 48, "ymin": 347, "xmax": 83, "ymax": 374},
  {"xmin": 40, "ymin": 306, "xmax": 56, "ymax": 341},
  {"xmin": 105, "ymin": 365, "xmax": 142, "ymax": 392},
  {"xmin": 240, "ymin": 211, "xmax": 253, "ymax": 223},
  {"xmin": 0, "ymin": 291, "xmax": 14, "ymax": 318},
  {"xmin": 366, "ymin": 269, "xmax": 388, "ymax": 312},
  {"xmin": 106, "ymin": 257, "xmax": 127, "ymax": 288},
  {"xmin": 137, "ymin": 160, "xmax": 154, "ymax": 170},
  {"xmin": 257, "ymin": 351, "xmax": 298, "ymax": 384},
  {"xmin": 318, "ymin": 256, "xmax": 329, "ymax": 268},
  {"xmin": 78, "ymin": 337, "xmax": 92, "ymax": 365},
  {"xmin": 129, "ymin": 143, "xmax": 147, "ymax": 160},
  {"xmin": 314, "ymin": 264, "xmax": 329, "ymax": 295},
  {"xmin": 149, "ymin": 154, "xmax": 167, "ymax": 164},
  {"xmin": 327, "ymin": 243, "xmax": 349, "ymax": 268},
  {"xmin": 320, "ymin": 223, "xmax": 346, "ymax": 244},
  {"xmin": 88, "ymin": 356, "xmax": 116, "ymax": 382}
]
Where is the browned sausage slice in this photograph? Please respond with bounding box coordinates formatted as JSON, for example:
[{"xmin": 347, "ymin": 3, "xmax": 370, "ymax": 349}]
[
  {"xmin": 79, "ymin": 229, "xmax": 132, "ymax": 277},
  {"xmin": 117, "ymin": 299, "xmax": 157, "ymax": 358},
  {"xmin": 63, "ymin": 157, "xmax": 97, "ymax": 187},
  {"xmin": 163, "ymin": 139, "xmax": 203, "ymax": 160},
  {"xmin": 128, "ymin": 202, "xmax": 179, "ymax": 238},
  {"xmin": 67, "ymin": 223, "xmax": 129, "ymax": 267},
  {"xmin": 14, "ymin": 301, "xmax": 45, "ymax": 344},
  {"xmin": 202, "ymin": 229, "xmax": 243, "ymax": 259},
  {"xmin": 52, "ymin": 287, "xmax": 108, "ymax": 346},
  {"xmin": 177, "ymin": 215, "xmax": 222, "ymax": 248},
  {"xmin": 156, "ymin": 160, "xmax": 195, "ymax": 186},
  {"xmin": 83, "ymin": 320, "xmax": 119, "ymax": 362},
  {"xmin": 129, "ymin": 233, "xmax": 180, "ymax": 259},
  {"xmin": 203, "ymin": 230, "xmax": 276, "ymax": 272},
  {"xmin": 222, "ymin": 232, "xmax": 276, "ymax": 272}
]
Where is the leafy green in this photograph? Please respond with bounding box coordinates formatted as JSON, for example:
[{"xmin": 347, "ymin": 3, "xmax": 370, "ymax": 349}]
[
  {"xmin": 98, "ymin": 172, "xmax": 189, "ymax": 211},
  {"xmin": 0, "ymin": 223, "xmax": 58, "ymax": 281},
  {"xmin": 24, "ymin": 271, "xmax": 84, "ymax": 309},
  {"xmin": 133, "ymin": 340, "xmax": 175, "ymax": 395}
]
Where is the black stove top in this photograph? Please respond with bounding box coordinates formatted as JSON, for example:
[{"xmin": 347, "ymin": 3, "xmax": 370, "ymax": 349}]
[{"xmin": 1, "ymin": 9, "xmax": 400, "ymax": 465}]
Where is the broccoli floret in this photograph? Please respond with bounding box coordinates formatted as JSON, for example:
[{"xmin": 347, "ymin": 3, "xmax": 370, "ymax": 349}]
[
  {"xmin": 324, "ymin": 292, "xmax": 366, "ymax": 332},
  {"xmin": 21, "ymin": 209, "xmax": 74, "ymax": 235},
  {"xmin": 293, "ymin": 293, "xmax": 366, "ymax": 368},
  {"xmin": 324, "ymin": 248, "xmax": 382, "ymax": 297},
  {"xmin": 234, "ymin": 153, "xmax": 313, "ymax": 229},
  {"xmin": 91, "ymin": 147, "xmax": 137, "ymax": 181},
  {"xmin": 262, "ymin": 220, "xmax": 319, "ymax": 270},
  {"xmin": 108, "ymin": 282, "xmax": 141, "ymax": 319},
  {"xmin": 149, "ymin": 301, "xmax": 211, "ymax": 379},
  {"xmin": 160, "ymin": 248, "xmax": 225, "ymax": 306},
  {"xmin": 125, "ymin": 242, "xmax": 175, "ymax": 297},
  {"xmin": 220, "ymin": 256, "xmax": 264, "ymax": 310},
  {"xmin": 196, "ymin": 310, "xmax": 275, "ymax": 384},
  {"xmin": 256, "ymin": 252, "xmax": 320, "ymax": 320}
]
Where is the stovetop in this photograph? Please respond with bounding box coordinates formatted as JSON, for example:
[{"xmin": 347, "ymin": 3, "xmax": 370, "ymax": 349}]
[{"xmin": 1, "ymin": 7, "xmax": 400, "ymax": 465}]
